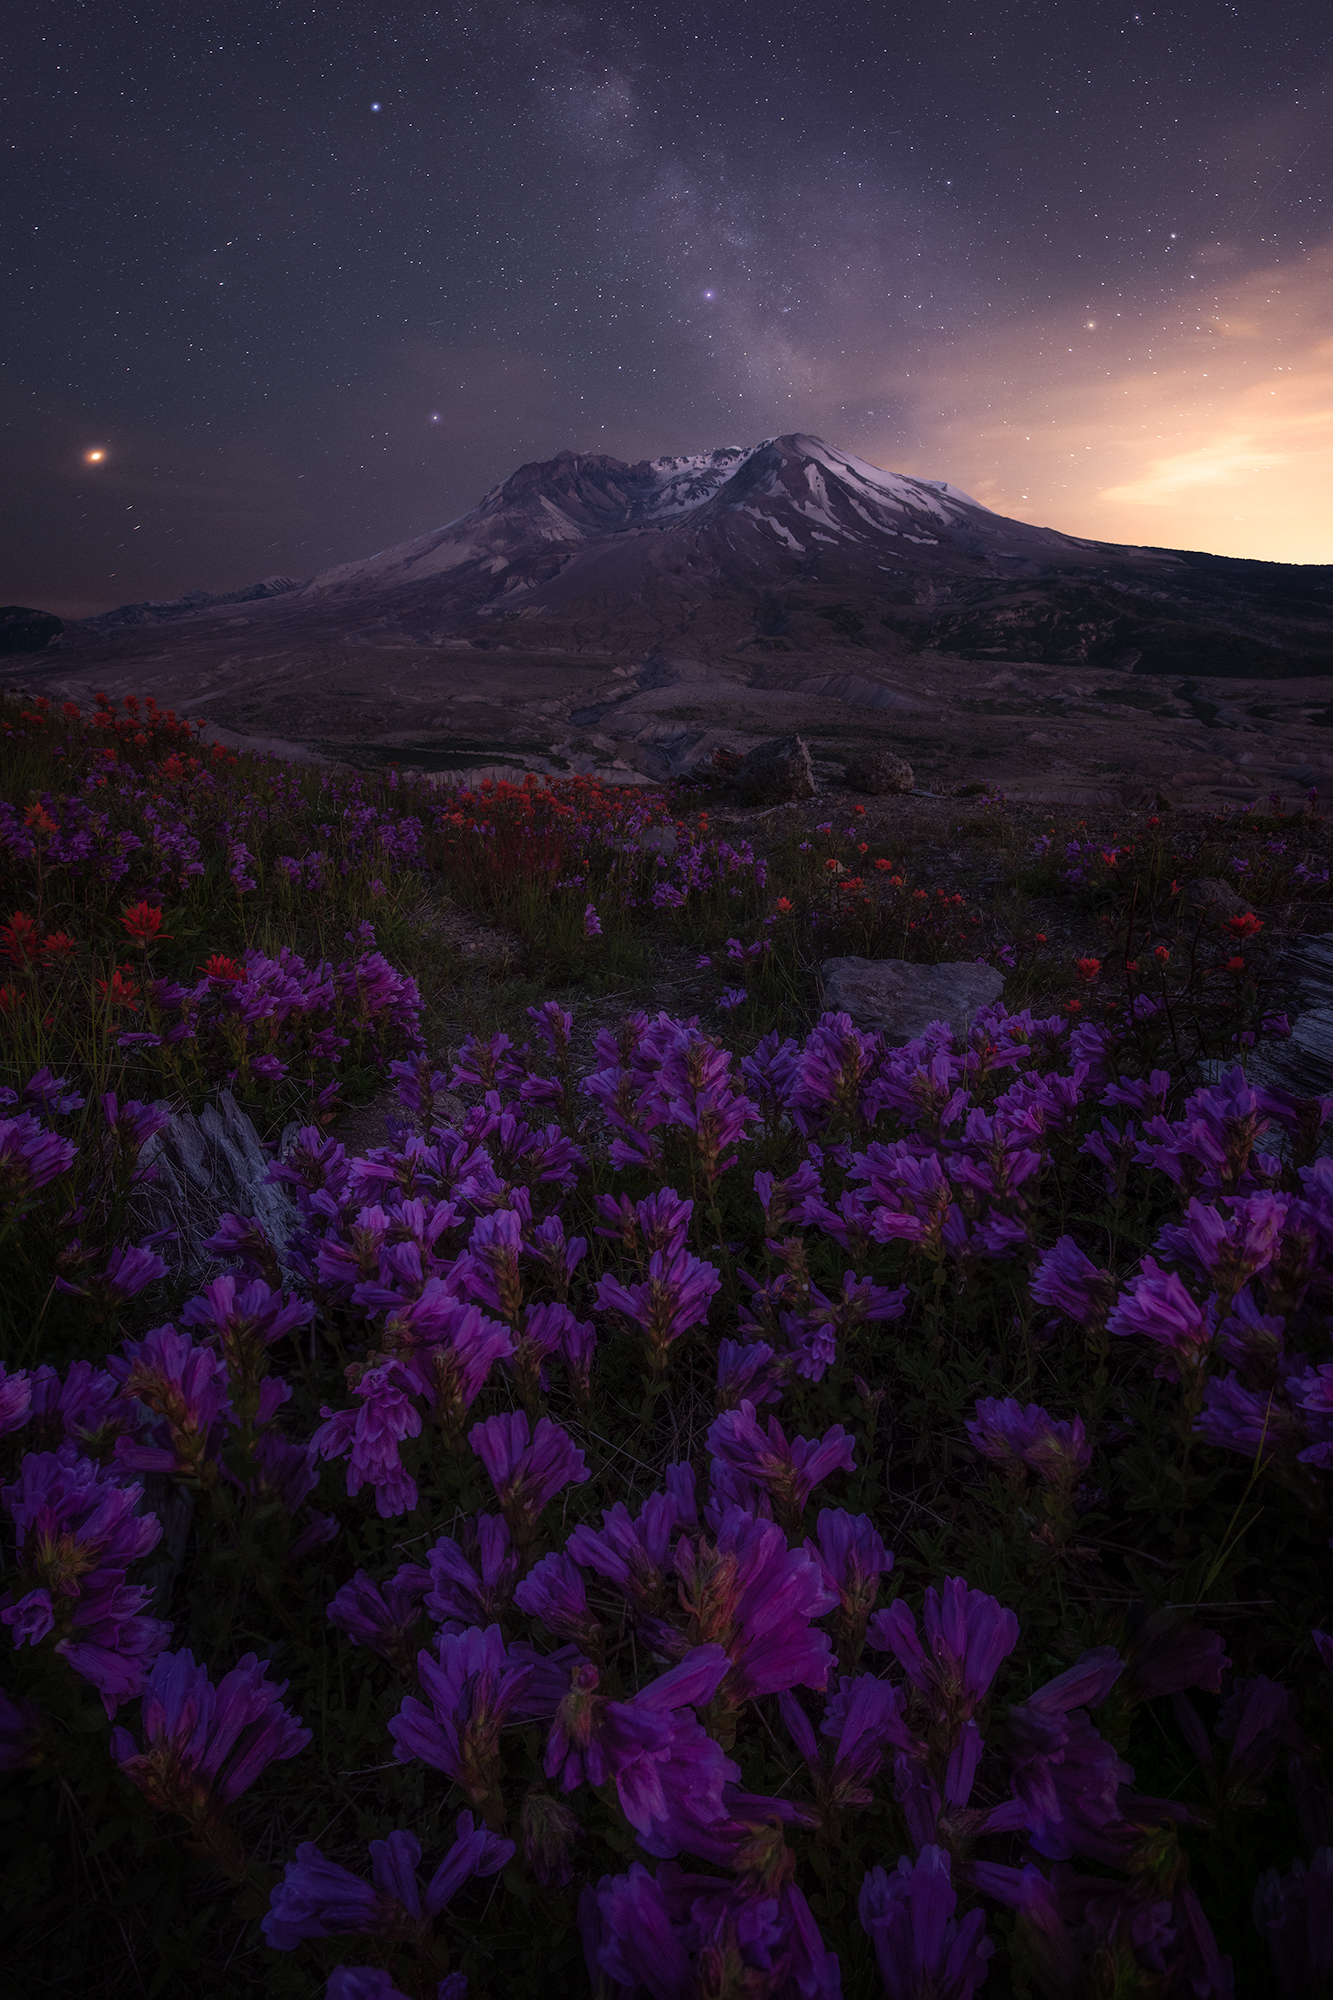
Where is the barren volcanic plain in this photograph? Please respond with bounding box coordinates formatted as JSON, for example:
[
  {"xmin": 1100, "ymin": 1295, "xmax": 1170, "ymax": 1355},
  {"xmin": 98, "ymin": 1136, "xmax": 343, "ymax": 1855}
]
[{"xmin": 5, "ymin": 434, "xmax": 1332, "ymax": 805}]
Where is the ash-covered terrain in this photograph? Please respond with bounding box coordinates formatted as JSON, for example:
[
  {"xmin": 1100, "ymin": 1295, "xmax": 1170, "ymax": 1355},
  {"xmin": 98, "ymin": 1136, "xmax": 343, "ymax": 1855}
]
[{"xmin": 5, "ymin": 435, "xmax": 1332, "ymax": 803}]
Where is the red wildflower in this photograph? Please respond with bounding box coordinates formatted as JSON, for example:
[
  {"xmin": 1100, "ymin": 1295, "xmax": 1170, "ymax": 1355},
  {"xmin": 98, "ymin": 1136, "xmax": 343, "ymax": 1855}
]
[
  {"xmin": 1226, "ymin": 956, "xmax": 1247, "ymax": 973},
  {"xmin": 200, "ymin": 954, "xmax": 244, "ymax": 983},
  {"xmin": 1, "ymin": 912, "xmax": 40, "ymax": 964},
  {"xmin": 1075, "ymin": 957, "xmax": 1102, "ymax": 984},
  {"xmin": 23, "ymin": 804, "xmax": 57, "ymax": 837},
  {"xmin": 775, "ymin": 898, "xmax": 794, "ymax": 914},
  {"xmin": 1224, "ymin": 912, "xmax": 1264, "ymax": 940},
  {"xmin": 39, "ymin": 932, "xmax": 77, "ymax": 963},
  {"xmin": 120, "ymin": 901, "xmax": 170, "ymax": 946},
  {"xmin": 1154, "ymin": 945, "xmax": 1170, "ymax": 963},
  {"xmin": 98, "ymin": 967, "xmax": 140, "ymax": 1009}
]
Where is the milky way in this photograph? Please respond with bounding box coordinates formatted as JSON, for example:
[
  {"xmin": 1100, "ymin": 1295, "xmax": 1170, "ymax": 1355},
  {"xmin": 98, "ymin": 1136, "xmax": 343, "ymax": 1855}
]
[{"xmin": 5, "ymin": 1, "xmax": 1331, "ymax": 614}]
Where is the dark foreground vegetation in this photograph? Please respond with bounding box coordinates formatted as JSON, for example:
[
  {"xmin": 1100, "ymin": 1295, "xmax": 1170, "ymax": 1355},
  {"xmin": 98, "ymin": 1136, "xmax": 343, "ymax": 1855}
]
[{"xmin": 2, "ymin": 690, "xmax": 1332, "ymax": 2000}]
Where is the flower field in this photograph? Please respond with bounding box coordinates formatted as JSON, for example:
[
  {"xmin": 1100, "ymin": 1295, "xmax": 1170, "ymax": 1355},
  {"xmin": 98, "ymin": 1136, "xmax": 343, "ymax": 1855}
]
[{"xmin": 2, "ymin": 690, "xmax": 1333, "ymax": 1999}]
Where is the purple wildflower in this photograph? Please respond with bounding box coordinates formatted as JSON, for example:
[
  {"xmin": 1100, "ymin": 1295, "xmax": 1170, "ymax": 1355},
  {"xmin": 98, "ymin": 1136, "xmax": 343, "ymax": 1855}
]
[
  {"xmin": 112, "ymin": 1648, "xmax": 310, "ymax": 1860},
  {"xmin": 592, "ymin": 1861, "xmax": 841, "ymax": 2000},
  {"xmin": 867, "ymin": 1578, "xmax": 1019, "ymax": 1734},
  {"xmin": 584, "ymin": 902, "xmax": 602, "ymax": 937},
  {"xmin": 595, "ymin": 1245, "xmax": 723, "ymax": 1373},
  {"xmin": 263, "ymin": 1812, "xmax": 512, "ymax": 1950},
  {"xmin": 1157, "ymin": 1191, "xmax": 1290, "ymax": 1303},
  {"xmin": 781, "ymin": 1674, "xmax": 915, "ymax": 1829},
  {"xmin": 544, "ymin": 1646, "xmax": 736, "ymax": 1856},
  {"xmin": 706, "ymin": 1402, "xmax": 856, "ymax": 1531},
  {"xmin": 312, "ymin": 1363, "xmax": 423, "ymax": 1518},
  {"xmin": 0, "ymin": 1365, "xmax": 32, "ymax": 1436},
  {"xmin": 423, "ymin": 1515, "xmax": 520, "ymax": 1630},
  {"xmin": 1105, "ymin": 1256, "xmax": 1216, "ymax": 1371},
  {"xmin": 327, "ymin": 1564, "xmax": 430, "ymax": 1672},
  {"xmin": 1254, "ymin": 1849, "xmax": 1333, "ymax": 2000},
  {"xmin": 514, "ymin": 1551, "xmax": 604, "ymax": 1657},
  {"xmin": 468, "ymin": 1411, "xmax": 590, "ymax": 1546},
  {"xmin": 716, "ymin": 1339, "xmax": 787, "ymax": 1412},
  {"xmin": 1029, "ymin": 1235, "xmax": 1116, "ymax": 1331},
  {"xmin": 0, "ymin": 1111, "xmax": 78, "ymax": 1206},
  {"xmin": 391, "ymin": 1297, "xmax": 513, "ymax": 1442},
  {"xmin": 965, "ymin": 1399, "xmax": 1092, "ymax": 1495},
  {"xmin": 673, "ymin": 1511, "xmax": 837, "ymax": 1709},
  {"xmin": 389, "ymin": 1624, "xmax": 535, "ymax": 1815},
  {"xmin": 859, "ymin": 1846, "xmax": 994, "ymax": 2000},
  {"xmin": 112, "ymin": 1325, "xmax": 233, "ymax": 1484},
  {"xmin": 804, "ymin": 1509, "xmax": 894, "ymax": 1667},
  {"xmin": 565, "ymin": 1490, "xmax": 684, "ymax": 1618},
  {"xmin": 1005, "ymin": 1649, "xmax": 1131, "ymax": 1859}
]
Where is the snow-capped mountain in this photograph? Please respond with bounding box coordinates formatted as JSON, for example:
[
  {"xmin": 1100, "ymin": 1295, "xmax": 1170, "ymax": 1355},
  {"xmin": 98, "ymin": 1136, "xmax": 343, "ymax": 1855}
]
[
  {"xmin": 299, "ymin": 434, "xmax": 1091, "ymax": 603},
  {"xmin": 20, "ymin": 434, "xmax": 1333, "ymax": 694}
]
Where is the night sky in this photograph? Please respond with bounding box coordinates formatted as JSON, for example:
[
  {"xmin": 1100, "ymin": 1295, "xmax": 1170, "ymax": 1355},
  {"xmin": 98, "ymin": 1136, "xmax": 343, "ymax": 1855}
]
[{"xmin": 6, "ymin": 1, "xmax": 1332, "ymax": 616}]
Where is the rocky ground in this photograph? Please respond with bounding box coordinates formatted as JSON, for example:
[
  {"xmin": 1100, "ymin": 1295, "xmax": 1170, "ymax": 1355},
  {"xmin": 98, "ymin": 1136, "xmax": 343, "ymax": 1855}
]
[{"xmin": 4, "ymin": 628, "xmax": 1331, "ymax": 810}]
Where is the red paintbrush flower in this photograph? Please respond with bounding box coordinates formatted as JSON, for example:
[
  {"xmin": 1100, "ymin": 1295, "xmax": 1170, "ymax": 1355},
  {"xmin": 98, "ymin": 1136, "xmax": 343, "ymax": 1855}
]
[
  {"xmin": 200, "ymin": 954, "xmax": 244, "ymax": 983},
  {"xmin": 120, "ymin": 901, "xmax": 170, "ymax": 946}
]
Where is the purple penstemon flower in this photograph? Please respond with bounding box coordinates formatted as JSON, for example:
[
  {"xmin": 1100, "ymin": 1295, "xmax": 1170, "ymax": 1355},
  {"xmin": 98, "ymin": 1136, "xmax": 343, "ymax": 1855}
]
[
  {"xmin": 673, "ymin": 1510, "xmax": 837, "ymax": 1711},
  {"xmin": 565, "ymin": 1488, "xmax": 686, "ymax": 1621},
  {"xmin": 521, "ymin": 1789, "xmax": 582, "ymax": 1888},
  {"xmin": 111, "ymin": 1324, "xmax": 233, "ymax": 1485},
  {"xmin": 312, "ymin": 1363, "xmax": 422, "ymax": 1518},
  {"xmin": 965, "ymin": 1398, "xmax": 1092, "ymax": 1496},
  {"xmin": 0, "ymin": 1365, "xmax": 32, "ymax": 1437},
  {"xmin": 1004, "ymin": 1647, "xmax": 1130, "ymax": 1859},
  {"xmin": 543, "ymin": 1645, "xmax": 735, "ymax": 1856},
  {"xmin": 859, "ymin": 1845, "xmax": 994, "ymax": 2000},
  {"xmin": 1105, "ymin": 1257, "xmax": 1217, "ymax": 1376},
  {"xmin": 112, "ymin": 1648, "xmax": 310, "ymax": 1868},
  {"xmin": 1156, "ymin": 1191, "xmax": 1289, "ymax": 1304},
  {"xmin": 1254, "ymin": 1848, "xmax": 1333, "ymax": 1999},
  {"xmin": 327, "ymin": 1563, "xmax": 430, "ymax": 1673},
  {"xmin": 514, "ymin": 1550, "xmax": 605, "ymax": 1658},
  {"xmin": 423, "ymin": 1514, "xmax": 520, "ymax": 1630},
  {"xmin": 0, "ymin": 1110, "xmax": 78, "ymax": 1207},
  {"xmin": 804, "ymin": 1509, "xmax": 894, "ymax": 1668},
  {"xmin": 706, "ymin": 1402, "xmax": 856, "ymax": 1532},
  {"xmin": 468, "ymin": 1411, "xmax": 590, "ymax": 1546},
  {"xmin": 594, "ymin": 1245, "xmax": 723, "ymax": 1373},
  {"xmin": 716, "ymin": 1339, "xmax": 788, "ymax": 1412},
  {"xmin": 590, "ymin": 1862, "xmax": 841, "ymax": 2000},
  {"xmin": 262, "ymin": 1812, "xmax": 513, "ymax": 1951},
  {"xmin": 391, "ymin": 1295, "xmax": 514, "ymax": 1441},
  {"xmin": 389, "ymin": 1624, "xmax": 536, "ymax": 1819},
  {"xmin": 1029, "ymin": 1234, "xmax": 1116, "ymax": 1331},
  {"xmin": 781, "ymin": 1674, "xmax": 916, "ymax": 1832},
  {"xmin": 867, "ymin": 1577, "xmax": 1019, "ymax": 1736}
]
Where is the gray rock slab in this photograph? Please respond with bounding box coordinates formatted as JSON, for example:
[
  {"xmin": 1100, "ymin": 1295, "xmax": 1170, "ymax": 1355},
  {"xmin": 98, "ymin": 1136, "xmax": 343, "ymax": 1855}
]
[
  {"xmin": 737, "ymin": 734, "xmax": 816, "ymax": 803},
  {"xmin": 821, "ymin": 956, "xmax": 1006, "ymax": 1045},
  {"xmin": 844, "ymin": 748, "xmax": 914, "ymax": 795}
]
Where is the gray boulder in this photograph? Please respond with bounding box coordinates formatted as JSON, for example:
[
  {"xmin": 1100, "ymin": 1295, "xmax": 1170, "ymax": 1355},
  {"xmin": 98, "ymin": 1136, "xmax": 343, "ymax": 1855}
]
[
  {"xmin": 821, "ymin": 956, "xmax": 1005, "ymax": 1045},
  {"xmin": 736, "ymin": 735, "xmax": 816, "ymax": 804},
  {"xmin": 1180, "ymin": 877, "xmax": 1253, "ymax": 925},
  {"xmin": 844, "ymin": 748, "xmax": 914, "ymax": 796}
]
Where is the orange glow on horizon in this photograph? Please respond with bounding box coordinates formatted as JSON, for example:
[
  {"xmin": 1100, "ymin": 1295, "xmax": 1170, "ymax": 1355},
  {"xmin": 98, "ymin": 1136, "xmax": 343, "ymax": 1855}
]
[{"xmin": 883, "ymin": 240, "xmax": 1333, "ymax": 565}]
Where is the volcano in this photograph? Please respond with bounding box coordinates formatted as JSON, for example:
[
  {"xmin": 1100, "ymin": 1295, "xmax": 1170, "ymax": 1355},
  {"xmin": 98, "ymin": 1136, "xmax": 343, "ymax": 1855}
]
[{"xmin": 6, "ymin": 434, "xmax": 1333, "ymax": 802}]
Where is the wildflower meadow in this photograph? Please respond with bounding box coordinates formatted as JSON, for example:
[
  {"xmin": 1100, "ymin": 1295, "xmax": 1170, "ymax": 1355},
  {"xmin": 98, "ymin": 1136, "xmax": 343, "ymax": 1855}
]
[{"xmin": 2, "ymin": 688, "xmax": 1333, "ymax": 2000}]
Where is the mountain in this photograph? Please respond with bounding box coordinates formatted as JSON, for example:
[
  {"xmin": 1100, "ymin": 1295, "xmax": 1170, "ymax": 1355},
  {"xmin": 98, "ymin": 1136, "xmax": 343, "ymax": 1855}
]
[
  {"xmin": 287, "ymin": 432, "xmax": 1333, "ymax": 680},
  {"xmin": 5, "ymin": 434, "xmax": 1332, "ymax": 803}
]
